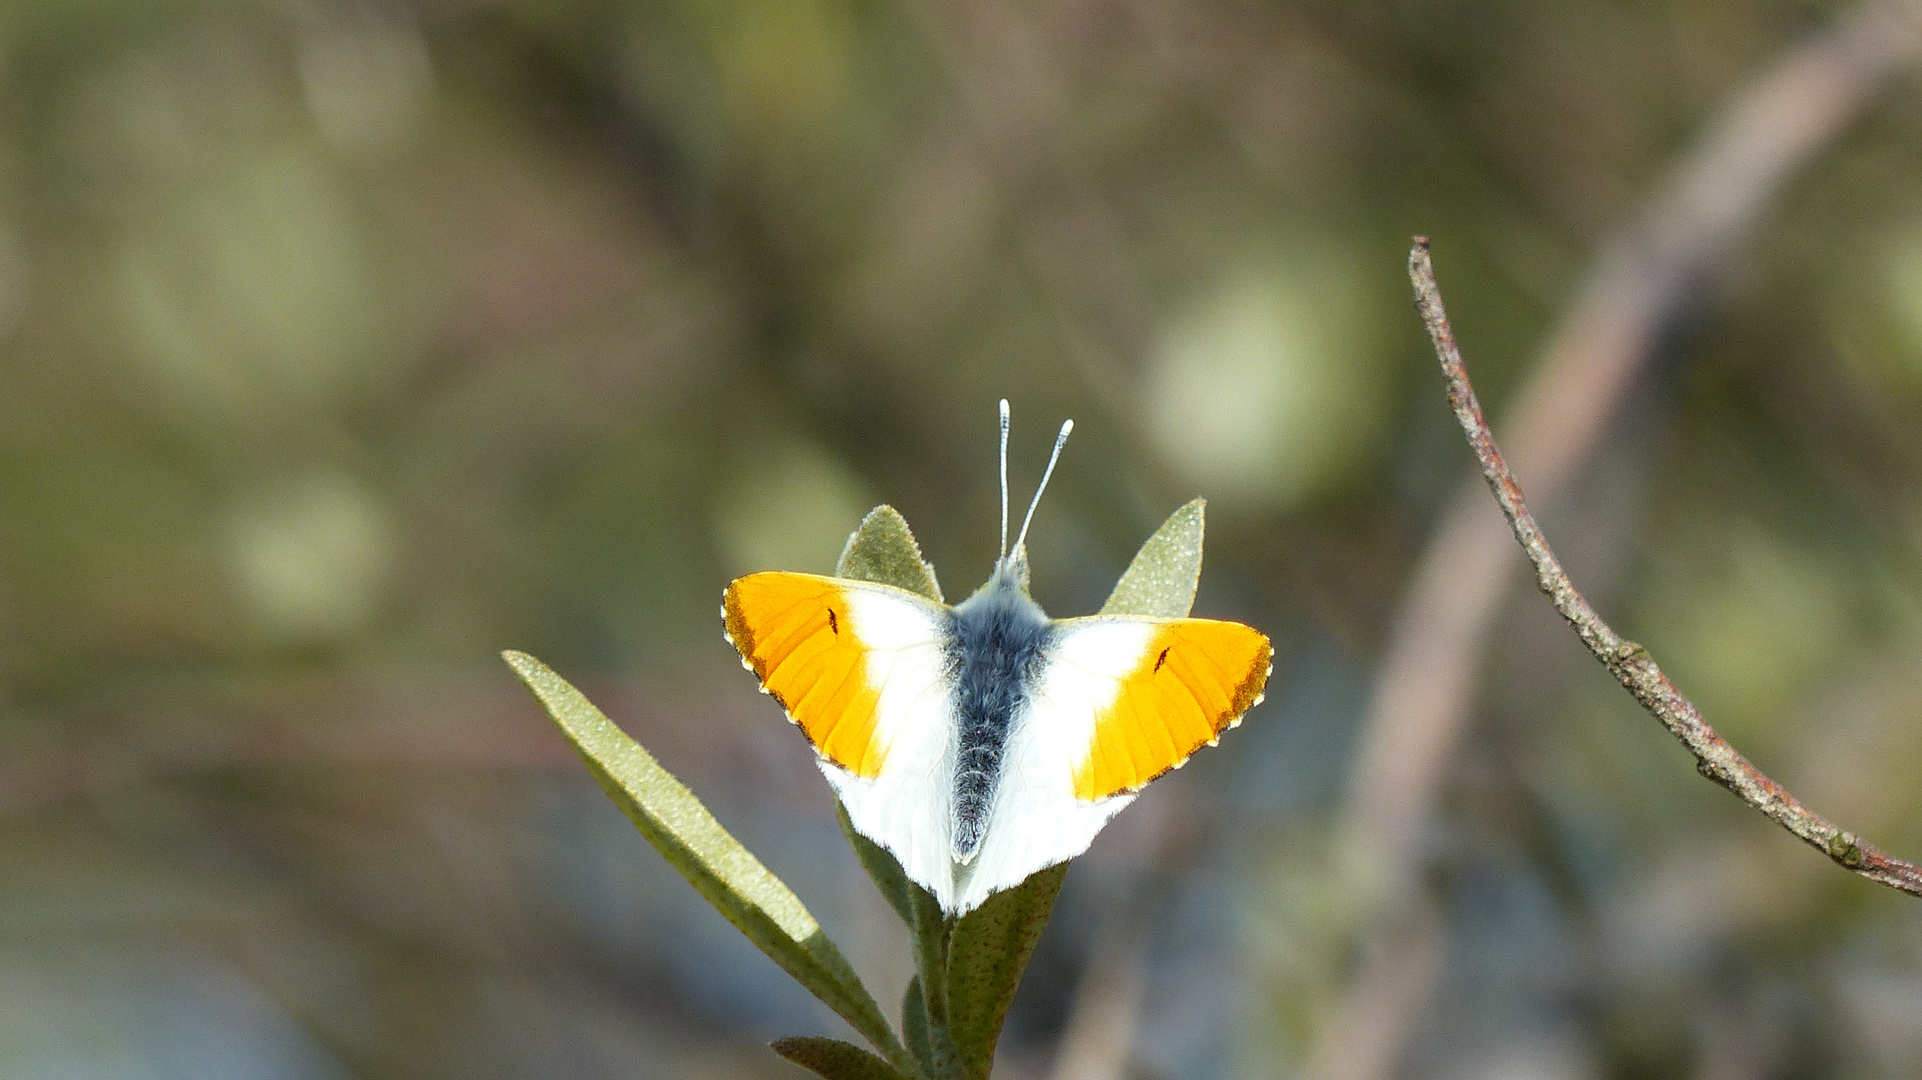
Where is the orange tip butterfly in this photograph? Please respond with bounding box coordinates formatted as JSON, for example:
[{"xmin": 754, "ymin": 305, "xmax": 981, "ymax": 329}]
[{"xmin": 722, "ymin": 401, "xmax": 1272, "ymax": 915}]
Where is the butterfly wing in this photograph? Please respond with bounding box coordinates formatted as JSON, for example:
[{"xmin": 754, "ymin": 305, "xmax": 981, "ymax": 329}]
[
  {"xmin": 723, "ymin": 571, "xmax": 962, "ymax": 907},
  {"xmin": 953, "ymin": 615, "xmax": 1271, "ymax": 913},
  {"xmin": 1053, "ymin": 616, "xmax": 1272, "ymax": 800}
]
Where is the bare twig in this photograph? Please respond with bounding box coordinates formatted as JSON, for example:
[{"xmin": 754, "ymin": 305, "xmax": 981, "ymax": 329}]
[
  {"xmin": 1312, "ymin": 14, "xmax": 1922, "ymax": 1074},
  {"xmin": 1346, "ymin": 0, "xmax": 1922, "ymax": 872},
  {"xmin": 1410, "ymin": 236, "xmax": 1922, "ymax": 898}
]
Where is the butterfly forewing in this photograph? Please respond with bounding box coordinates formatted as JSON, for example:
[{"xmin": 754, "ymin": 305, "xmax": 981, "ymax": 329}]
[
  {"xmin": 1070, "ymin": 618, "xmax": 1272, "ymax": 800},
  {"xmin": 725, "ymin": 572, "xmax": 889, "ymax": 774},
  {"xmin": 724, "ymin": 571, "xmax": 962, "ymax": 903}
]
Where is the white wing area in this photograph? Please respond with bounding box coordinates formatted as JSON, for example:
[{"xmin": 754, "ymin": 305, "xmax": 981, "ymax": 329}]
[
  {"xmin": 815, "ymin": 583, "xmax": 962, "ymax": 909},
  {"xmin": 813, "ymin": 595, "xmax": 1178, "ymax": 916},
  {"xmin": 948, "ymin": 619, "xmax": 1158, "ymax": 914}
]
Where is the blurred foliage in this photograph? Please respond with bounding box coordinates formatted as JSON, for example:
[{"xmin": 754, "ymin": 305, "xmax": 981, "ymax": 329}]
[{"xmin": 3, "ymin": 1, "xmax": 1922, "ymax": 1078}]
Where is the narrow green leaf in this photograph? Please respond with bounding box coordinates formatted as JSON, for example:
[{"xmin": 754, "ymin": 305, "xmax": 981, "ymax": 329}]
[
  {"xmin": 1101, "ymin": 498, "xmax": 1205, "ymax": 618},
  {"xmin": 771, "ymin": 1036, "xmax": 916, "ymax": 1080},
  {"xmin": 912, "ymin": 891, "xmax": 962, "ymax": 1080},
  {"xmin": 944, "ymin": 863, "xmax": 1070, "ymax": 1080},
  {"xmin": 837, "ymin": 505, "xmax": 944, "ymax": 602},
  {"xmin": 503, "ymin": 651, "xmax": 912, "ymax": 1073},
  {"xmin": 902, "ymin": 977, "xmax": 936, "ymax": 1080}
]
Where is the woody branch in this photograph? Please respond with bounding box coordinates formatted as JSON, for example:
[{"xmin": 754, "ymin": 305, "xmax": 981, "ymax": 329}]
[{"xmin": 1409, "ymin": 236, "xmax": 1922, "ymax": 899}]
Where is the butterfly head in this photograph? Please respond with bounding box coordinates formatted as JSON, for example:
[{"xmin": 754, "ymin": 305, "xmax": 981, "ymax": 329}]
[{"xmin": 988, "ymin": 399, "xmax": 1071, "ymax": 599}]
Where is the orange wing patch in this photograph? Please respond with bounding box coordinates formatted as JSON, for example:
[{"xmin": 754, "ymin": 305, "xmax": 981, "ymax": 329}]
[
  {"xmin": 1073, "ymin": 619, "xmax": 1271, "ymax": 801},
  {"xmin": 723, "ymin": 572, "xmax": 886, "ymax": 776}
]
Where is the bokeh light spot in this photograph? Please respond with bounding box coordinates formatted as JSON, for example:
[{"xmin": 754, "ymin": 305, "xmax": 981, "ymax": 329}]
[
  {"xmin": 1145, "ymin": 244, "xmax": 1388, "ymax": 510},
  {"xmin": 223, "ymin": 468, "xmax": 394, "ymax": 645}
]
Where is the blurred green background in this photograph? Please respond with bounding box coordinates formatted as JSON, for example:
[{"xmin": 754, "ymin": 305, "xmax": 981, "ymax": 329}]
[{"xmin": 5, "ymin": 0, "xmax": 1922, "ymax": 1077}]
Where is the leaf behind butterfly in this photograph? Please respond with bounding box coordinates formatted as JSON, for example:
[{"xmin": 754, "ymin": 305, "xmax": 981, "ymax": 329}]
[
  {"xmin": 1101, "ymin": 497, "xmax": 1204, "ymax": 618},
  {"xmin": 838, "ymin": 504, "xmax": 944, "ymax": 602}
]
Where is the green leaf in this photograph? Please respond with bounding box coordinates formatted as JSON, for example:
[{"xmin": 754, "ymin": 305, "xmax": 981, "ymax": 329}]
[
  {"xmin": 944, "ymin": 863, "xmax": 1069, "ymax": 1080},
  {"xmin": 503, "ymin": 651, "xmax": 913, "ymax": 1073},
  {"xmin": 912, "ymin": 891, "xmax": 962, "ymax": 1080},
  {"xmin": 838, "ymin": 505, "xmax": 944, "ymax": 602},
  {"xmin": 771, "ymin": 1037, "xmax": 917, "ymax": 1080},
  {"xmin": 1101, "ymin": 498, "xmax": 1204, "ymax": 618},
  {"xmin": 902, "ymin": 977, "xmax": 936, "ymax": 1080}
]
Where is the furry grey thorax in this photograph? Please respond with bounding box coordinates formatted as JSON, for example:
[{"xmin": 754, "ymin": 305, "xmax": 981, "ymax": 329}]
[{"xmin": 945, "ymin": 560, "xmax": 1052, "ymax": 862}]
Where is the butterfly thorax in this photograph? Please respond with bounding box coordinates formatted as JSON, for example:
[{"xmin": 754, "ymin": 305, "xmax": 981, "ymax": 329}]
[{"xmin": 946, "ymin": 562, "xmax": 1053, "ymax": 863}]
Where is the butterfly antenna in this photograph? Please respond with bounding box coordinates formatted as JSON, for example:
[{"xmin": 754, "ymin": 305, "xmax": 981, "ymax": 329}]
[
  {"xmin": 1013, "ymin": 418, "xmax": 1073, "ymax": 555},
  {"xmin": 998, "ymin": 399, "xmax": 1011, "ymax": 561}
]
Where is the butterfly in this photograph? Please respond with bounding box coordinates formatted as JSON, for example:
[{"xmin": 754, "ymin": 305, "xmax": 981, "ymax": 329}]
[{"xmin": 722, "ymin": 402, "xmax": 1271, "ymax": 915}]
